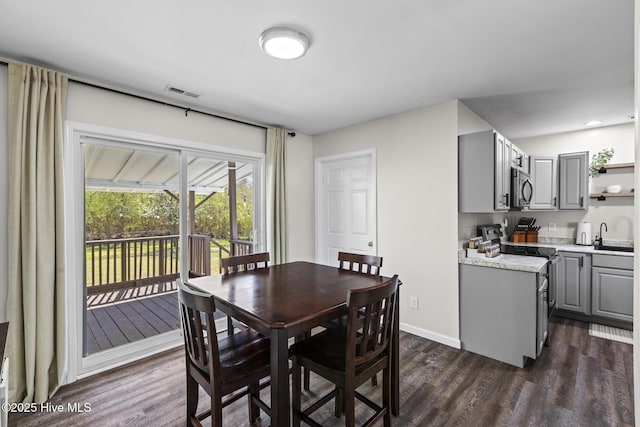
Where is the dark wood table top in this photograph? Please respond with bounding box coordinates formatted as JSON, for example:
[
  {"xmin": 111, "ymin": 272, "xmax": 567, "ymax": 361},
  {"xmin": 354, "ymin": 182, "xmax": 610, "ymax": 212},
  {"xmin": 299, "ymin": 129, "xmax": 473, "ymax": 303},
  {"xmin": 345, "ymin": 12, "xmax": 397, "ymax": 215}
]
[{"xmin": 188, "ymin": 261, "xmax": 390, "ymax": 337}]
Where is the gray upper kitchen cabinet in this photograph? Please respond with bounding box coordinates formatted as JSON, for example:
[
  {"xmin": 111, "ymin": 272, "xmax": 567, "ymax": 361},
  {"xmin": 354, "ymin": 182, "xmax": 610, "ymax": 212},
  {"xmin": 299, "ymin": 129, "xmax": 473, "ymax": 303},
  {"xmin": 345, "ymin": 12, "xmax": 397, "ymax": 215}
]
[
  {"xmin": 529, "ymin": 155, "xmax": 558, "ymax": 210},
  {"xmin": 458, "ymin": 130, "xmax": 510, "ymax": 212},
  {"xmin": 557, "ymin": 251, "xmax": 591, "ymax": 314},
  {"xmin": 495, "ymin": 133, "xmax": 511, "ymax": 210},
  {"xmin": 591, "ymin": 254, "xmax": 633, "ymax": 323},
  {"xmin": 558, "ymin": 152, "xmax": 589, "ymax": 210}
]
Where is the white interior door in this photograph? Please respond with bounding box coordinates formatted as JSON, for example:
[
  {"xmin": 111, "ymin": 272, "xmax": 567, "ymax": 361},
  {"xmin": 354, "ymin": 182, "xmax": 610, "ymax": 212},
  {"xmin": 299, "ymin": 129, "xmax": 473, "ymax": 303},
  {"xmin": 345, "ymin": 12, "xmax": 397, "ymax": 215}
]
[{"xmin": 315, "ymin": 150, "xmax": 377, "ymax": 266}]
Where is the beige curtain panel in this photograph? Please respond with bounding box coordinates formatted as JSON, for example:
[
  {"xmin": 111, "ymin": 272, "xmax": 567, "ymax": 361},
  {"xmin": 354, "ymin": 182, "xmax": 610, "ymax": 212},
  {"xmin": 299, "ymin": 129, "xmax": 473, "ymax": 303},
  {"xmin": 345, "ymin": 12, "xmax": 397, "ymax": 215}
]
[
  {"xmin": 266, "ymin": 128, "xmax": 288, "ymax": 264},
  {"xmin": 7, "ymin": 62, "xmax": 68, "ymax": 403}
]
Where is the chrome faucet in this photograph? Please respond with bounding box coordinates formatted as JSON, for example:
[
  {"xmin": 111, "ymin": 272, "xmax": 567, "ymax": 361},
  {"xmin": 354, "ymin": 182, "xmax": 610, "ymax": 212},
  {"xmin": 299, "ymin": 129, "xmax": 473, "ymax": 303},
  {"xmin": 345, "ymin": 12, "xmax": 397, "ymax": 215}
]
[{"xmin": 596, "ymin": 222, "xmax": 608, "ymax": 247}]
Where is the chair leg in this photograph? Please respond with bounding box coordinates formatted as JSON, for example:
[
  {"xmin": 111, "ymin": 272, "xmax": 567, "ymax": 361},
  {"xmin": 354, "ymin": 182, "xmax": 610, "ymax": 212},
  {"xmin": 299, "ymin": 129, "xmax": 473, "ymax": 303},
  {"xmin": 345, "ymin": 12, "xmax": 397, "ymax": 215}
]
[
  {"xmin": 334, "ymin": 386, "xmax": 344, "ymax": 418},
  {"xmin": 185, "ymin": 373, "xmax": 199, "ymax": 426},
  {"xmin": 292, "ymin": 356, "xmax": 302, "ymax": 427},
  {"xmin": 382, "ymin": 366, "xmax": 391, "ymax": 427},
  {"xmin": 371, "ymin": 374, "xmax": 378, "ymax": 386},
  {"xmin": 248, "ymin": 382, "xmax": 260, "ymax": 424},
  {"xmin": 211, "ymin": 395, "xmax": 224, "ymax": 427},
  {"xmin": 304, "ymin": 367, "xmax": 311, "ymax": 391},
  {"xmin": 297, "ymin": 332, "xmax": 311, "ymax": 391},
  {"xmin": 344, "ymin": 383, "xmax": 356, "ymax": 427},
  {"xmin": 227, "ymin": 315, "xmax": 234, "ymax": 336}
]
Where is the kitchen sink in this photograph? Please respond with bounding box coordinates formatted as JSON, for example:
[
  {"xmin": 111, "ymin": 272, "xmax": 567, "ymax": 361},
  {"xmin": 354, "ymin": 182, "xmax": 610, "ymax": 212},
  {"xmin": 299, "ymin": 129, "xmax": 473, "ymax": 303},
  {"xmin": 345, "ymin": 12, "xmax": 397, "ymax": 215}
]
[{"xmin": 594, "ymin": 245, "xmax": 634, "ymax": 253}]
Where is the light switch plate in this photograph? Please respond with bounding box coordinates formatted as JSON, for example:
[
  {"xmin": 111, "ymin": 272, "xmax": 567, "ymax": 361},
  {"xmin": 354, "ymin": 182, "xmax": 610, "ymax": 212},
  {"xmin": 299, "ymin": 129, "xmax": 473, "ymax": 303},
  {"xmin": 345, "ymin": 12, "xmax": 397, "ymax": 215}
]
[
  {"xmin": 549, "ymin": 223, "xmax": 557, "ymax": 232},
  {"xmin": 410, "ymin": 296, "xmax": 419, "ymax": 310}
]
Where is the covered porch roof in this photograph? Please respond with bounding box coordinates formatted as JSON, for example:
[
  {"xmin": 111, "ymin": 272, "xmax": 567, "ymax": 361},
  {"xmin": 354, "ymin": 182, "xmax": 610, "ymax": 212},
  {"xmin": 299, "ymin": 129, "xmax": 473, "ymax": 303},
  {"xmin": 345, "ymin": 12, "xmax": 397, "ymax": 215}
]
[{"xmin": 84, "ymin": 144, "xmax": 253, "ymax": 193}]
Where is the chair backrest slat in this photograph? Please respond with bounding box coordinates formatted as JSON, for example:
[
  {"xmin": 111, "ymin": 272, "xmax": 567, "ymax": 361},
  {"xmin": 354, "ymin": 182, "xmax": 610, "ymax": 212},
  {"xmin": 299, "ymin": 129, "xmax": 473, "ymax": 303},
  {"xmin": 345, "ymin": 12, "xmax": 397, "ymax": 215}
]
[
  {"xmin": 346, "ymin": 275, "xmax": 398, "ymax": 366},
  {"xmin": 338, "ymin": 252, "xmax": 382, "ymax": 276},
  {"xmin": 221, "ymin": 252, "xmax": 270, "ymax": 275}
]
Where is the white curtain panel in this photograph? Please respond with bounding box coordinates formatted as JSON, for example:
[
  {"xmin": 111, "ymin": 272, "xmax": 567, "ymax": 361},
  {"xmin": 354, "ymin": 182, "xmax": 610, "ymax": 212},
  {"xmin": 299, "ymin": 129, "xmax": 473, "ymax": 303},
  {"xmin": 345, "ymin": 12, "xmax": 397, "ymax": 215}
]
[
  {"xmin": 7, "ymin": 62, "xmax": 68, "ymax": 403},
  {"xmin": 266, "ymin": 128, "xmax": 288, "ymax": 264}
]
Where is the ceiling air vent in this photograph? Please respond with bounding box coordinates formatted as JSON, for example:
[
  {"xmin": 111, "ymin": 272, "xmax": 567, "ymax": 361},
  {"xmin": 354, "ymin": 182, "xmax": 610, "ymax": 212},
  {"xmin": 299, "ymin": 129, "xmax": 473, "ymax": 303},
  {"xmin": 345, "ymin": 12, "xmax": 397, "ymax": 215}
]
[{"xmin": 165, "ymin": 85, "xmax": 201, "ymax": 99}]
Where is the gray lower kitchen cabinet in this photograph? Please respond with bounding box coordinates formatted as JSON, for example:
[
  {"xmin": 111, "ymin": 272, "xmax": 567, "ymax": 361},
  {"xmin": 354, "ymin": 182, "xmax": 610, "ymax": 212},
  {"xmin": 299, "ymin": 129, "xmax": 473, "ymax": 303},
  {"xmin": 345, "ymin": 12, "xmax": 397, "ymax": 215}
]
[
  {"xmin": 591, "ymin": 254, "xmax": 634, "ymax": 322},
  {"xmin": 557, "ymin": 251, "xmax": 591, "ymax": 314},
  {"xmin": 558, "ymin": 151, "xmax": 589, "ymax": 210},
  {"xmin": 459, "ymin": 263, "xmax": 547, "ymax": 368}
]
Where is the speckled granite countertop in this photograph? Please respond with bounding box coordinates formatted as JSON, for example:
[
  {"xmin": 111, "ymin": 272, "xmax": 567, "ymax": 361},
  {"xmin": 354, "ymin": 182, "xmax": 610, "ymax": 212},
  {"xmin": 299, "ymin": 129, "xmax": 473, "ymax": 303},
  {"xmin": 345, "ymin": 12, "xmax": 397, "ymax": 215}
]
[
  {"xmin": 504, "ymin": 241, "xmax": 634, "ymax": 257},
  {"xmin": 458, "ymin": 250, "xmax": 547, "ymax": 273}
]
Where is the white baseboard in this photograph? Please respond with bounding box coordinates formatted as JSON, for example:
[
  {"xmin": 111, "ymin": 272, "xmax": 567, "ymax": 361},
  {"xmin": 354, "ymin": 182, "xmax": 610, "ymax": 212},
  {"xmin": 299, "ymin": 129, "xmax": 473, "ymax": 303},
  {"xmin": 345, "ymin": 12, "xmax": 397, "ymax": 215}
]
[{"xmin": 400, "ymin": 322, "xmax": 461, "ymax": 349}]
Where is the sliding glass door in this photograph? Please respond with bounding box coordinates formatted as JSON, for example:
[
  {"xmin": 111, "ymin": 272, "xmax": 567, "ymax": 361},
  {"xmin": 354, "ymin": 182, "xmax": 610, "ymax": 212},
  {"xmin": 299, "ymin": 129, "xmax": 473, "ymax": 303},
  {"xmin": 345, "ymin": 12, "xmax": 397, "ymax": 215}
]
[
  {"xmin": 83, "ymin": 142, "xmax": 181, "ymax": 356},
  {"xmin": 65, "ymin": 123, "xmax": 265, "ymax": 379}
]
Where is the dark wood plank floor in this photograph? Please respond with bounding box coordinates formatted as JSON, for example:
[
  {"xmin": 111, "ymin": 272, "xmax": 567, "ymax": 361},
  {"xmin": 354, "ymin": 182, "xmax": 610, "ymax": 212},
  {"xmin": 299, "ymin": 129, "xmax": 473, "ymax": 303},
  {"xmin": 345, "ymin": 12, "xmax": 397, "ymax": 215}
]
[
  {"xmin": 85, "ymin": 292, "xmax": 181, "ymax": 354},
  {"xmin": 9, "ymin": 317, "xmax": 634, "ymax": 426}
]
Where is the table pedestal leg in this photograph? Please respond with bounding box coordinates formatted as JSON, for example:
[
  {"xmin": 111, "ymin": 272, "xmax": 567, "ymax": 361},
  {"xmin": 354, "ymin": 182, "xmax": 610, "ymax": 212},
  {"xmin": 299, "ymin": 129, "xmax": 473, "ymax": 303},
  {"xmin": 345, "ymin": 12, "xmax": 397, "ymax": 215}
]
[{"xmin": 271, "ymin": 328, "xmax": 291, "ymax": 427}]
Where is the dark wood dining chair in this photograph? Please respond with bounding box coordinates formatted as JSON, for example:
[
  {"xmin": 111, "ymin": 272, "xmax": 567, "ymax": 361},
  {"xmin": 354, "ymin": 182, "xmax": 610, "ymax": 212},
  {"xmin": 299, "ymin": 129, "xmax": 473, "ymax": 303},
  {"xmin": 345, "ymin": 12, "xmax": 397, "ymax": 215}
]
[
  {"xmin": 299, "ymin": 251, "xmax": 384, "ymax": 391},
  {"xmin": 290, "ymin": 275, "xmax": 399, "ymax": 427},
  {"xmin": 221, "ymin": 252, "xmax": 270, "ymax": 335},
  {"xmin": 334, "ymin": 251, "xmax": 384, "ymax": 386},
  {"xmin": 178, "ymin": 279, "xmax": 271, "ymax": 427},
  {"xmin": 338, "ymin": 252, "xmax": 383, "ymax": 276}
]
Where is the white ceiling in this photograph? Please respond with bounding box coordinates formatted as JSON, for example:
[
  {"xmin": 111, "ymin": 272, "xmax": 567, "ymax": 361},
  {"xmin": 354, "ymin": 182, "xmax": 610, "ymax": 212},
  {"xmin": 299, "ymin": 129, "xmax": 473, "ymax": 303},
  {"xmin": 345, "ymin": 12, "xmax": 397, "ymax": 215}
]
[{"xmin": 0, "ymin": 0, "xmax": 634, "ymax": 139}]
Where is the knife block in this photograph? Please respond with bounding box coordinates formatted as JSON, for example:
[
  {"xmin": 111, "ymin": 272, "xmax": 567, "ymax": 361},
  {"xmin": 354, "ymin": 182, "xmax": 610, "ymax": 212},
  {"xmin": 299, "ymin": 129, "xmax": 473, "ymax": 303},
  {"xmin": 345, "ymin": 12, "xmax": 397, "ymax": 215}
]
[
  {"xmin": 512, "ymin": 232, "xmax": 527, "ymax": 242},
  {"xmin": 526, "ymin": 232, "xmax": 538, "ymax": 242}
]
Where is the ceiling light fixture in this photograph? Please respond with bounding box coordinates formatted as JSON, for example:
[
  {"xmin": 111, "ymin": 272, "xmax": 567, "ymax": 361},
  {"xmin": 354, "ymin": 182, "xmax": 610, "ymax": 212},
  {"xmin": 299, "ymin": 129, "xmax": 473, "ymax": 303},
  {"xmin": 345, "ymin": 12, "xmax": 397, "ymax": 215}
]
[
  {"xmin": 584, "ymin": 120, "xmax": 603, "ymax": 127},
  {"xmin": 259, "ymin": 27, "xmax": 309, "ymax": 60}
]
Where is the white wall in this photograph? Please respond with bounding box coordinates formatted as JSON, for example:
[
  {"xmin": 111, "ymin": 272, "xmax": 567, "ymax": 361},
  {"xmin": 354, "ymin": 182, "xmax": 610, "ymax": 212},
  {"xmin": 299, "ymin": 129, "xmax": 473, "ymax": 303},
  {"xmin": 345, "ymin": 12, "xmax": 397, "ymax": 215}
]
[
  {"xmin": 286, "ymin": 133, "xmax": 315, "ymax": 262},
  {"xmin": 458, "ymin": 101, "xmax": 491, "ymax": 135},
  {"xmin": 67, "ymin": 83, "xmax": 266, "ymax": 153},
  {"xmin": 514, "ymin": 123, "xmax": 634, "ymax": 242},
  {"xmin": 0, "ymin": 67, "xmax": 7, "ymax": 322},
  {"xmin": 313, "ymin": 100, "xmax": 460, "ymax": 346}
]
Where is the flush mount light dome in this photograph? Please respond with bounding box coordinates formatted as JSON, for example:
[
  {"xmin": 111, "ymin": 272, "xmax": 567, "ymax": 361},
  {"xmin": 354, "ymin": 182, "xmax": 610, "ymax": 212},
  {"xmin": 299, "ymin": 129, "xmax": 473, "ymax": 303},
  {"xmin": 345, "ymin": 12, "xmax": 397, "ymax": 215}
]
[{"xmin": 259, "ymin": 27, "xmax": 309, "ymax": 60}]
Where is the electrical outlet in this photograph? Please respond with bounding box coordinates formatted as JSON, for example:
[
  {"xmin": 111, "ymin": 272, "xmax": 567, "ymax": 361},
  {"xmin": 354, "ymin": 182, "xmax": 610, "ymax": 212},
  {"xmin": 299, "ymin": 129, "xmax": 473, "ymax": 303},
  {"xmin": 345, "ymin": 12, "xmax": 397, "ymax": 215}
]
[
  {"xmin": 549, "ymin": 223, "xmax": 557, "ymax": 232},
  {"xmin": 410, "ymin": 296, "xmax": 419, "ymax": 310}
]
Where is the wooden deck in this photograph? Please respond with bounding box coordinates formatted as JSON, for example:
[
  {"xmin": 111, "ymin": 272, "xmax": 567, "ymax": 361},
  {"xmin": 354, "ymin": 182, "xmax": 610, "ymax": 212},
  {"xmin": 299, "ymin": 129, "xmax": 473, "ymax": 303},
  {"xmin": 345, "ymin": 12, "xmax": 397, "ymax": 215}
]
[
  {"xmin": 85, "ymin": 281, "xmax": 227, "ymax": 355},
  {"xmin": 86, "ymin": 291, "xmax": 181, "ymax": 355},
  {"xmin": 87, "ymin": 281, "xmax": 178, "ymax": 308}
]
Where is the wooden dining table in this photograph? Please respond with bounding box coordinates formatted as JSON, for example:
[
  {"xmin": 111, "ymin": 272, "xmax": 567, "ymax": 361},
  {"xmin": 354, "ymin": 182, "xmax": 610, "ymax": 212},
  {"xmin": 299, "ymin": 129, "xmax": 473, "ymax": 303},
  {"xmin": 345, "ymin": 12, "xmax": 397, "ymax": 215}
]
[{"xmin": 188, "ymin": 261, "xmax": 400, "ymax": 427}]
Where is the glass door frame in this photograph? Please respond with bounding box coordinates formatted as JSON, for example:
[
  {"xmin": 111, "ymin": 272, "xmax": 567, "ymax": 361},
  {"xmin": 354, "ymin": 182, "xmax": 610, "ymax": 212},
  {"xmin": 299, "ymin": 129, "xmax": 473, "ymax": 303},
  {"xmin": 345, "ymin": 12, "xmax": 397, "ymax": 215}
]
[{"xmin": 63, "ymin": 121, "xmax": 265, "ymax": 382}]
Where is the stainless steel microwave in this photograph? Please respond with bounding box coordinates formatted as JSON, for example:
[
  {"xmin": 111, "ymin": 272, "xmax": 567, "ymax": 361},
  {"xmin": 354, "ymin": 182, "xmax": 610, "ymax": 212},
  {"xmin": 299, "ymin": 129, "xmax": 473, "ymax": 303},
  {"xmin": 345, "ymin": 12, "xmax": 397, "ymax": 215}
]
[{"xmin": 510, "ymin": 167, "xmax": 533, "ymax": 209}]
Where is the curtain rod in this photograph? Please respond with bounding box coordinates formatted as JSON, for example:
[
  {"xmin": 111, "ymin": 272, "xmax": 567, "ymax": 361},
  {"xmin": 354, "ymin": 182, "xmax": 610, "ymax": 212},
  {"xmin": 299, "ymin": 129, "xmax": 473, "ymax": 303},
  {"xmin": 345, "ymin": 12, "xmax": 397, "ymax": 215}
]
[{"xmin": 0, "ymin": 60, "xmax": 296, "ymax": 137}]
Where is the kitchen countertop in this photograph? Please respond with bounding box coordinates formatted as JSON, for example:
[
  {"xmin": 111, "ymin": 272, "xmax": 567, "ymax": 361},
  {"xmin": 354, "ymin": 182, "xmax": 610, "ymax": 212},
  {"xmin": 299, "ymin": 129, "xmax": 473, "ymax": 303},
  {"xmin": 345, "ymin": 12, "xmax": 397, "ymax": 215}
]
[
  {"xmin": 458, "ymin": 250, "xmax": 548, "ymax": 273},
  {"xmin": 504, "ymin": 241, "xmax": 634, "ymax": 257}
]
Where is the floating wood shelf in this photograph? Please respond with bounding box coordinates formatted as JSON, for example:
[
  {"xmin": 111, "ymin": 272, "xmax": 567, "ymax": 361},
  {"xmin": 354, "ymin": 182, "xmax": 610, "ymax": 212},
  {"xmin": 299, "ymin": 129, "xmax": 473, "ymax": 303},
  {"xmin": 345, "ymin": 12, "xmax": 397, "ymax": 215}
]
[
  {"xmin": 590, "ymin": 192, "xmax": 634, "ymax": 201},
  {"xmin": 598, "ymin": 162, "xmax": 634, "ymax": 173}
]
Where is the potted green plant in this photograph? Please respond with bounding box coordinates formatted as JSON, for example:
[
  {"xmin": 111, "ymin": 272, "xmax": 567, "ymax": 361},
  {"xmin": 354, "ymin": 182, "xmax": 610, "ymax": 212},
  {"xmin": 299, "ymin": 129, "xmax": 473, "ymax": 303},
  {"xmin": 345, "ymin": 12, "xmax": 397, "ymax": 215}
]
[{"xmin": 589, "ymin": 148, "xmax": 615, "ymax": 177}]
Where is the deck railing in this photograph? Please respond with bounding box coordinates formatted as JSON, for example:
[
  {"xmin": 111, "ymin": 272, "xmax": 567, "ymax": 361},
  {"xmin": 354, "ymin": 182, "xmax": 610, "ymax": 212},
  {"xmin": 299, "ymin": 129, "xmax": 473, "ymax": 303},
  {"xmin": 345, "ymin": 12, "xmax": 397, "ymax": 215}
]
[
  {"xmin": 86, "ymin": 235, "xmax": 255, "ymax": 294},
  {"xmin": 86, "ymin": 235, "xmax": 180, "ymax": 294}
]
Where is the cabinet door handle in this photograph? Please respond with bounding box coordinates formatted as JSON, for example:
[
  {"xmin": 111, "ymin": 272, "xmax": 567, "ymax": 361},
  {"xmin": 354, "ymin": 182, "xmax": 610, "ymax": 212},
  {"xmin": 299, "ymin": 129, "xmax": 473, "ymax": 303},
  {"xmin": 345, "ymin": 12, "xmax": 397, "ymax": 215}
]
[
  {"xmin": 579, "ymin": 256, "xmax": 584, "ymax": 268},
  {"xmin": 505, "ymin": 193, "xmax": 510, "ymax": 206},
  {"xmin": 580, "ymin": 196, "xmax": 584, "ymax": 207},
  {"xmin": 553, "ymin": 197, "xmax": 557, "ymax": 207}
]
